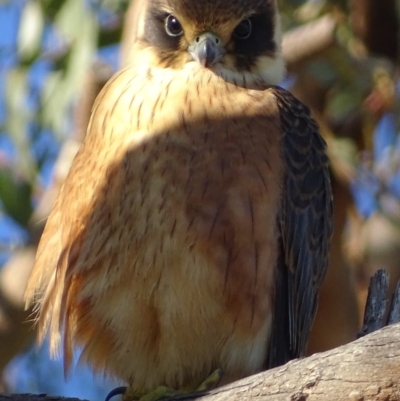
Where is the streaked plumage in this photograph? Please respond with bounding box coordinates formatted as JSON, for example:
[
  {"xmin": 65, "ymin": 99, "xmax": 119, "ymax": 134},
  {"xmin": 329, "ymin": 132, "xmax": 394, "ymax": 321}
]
[{"xmin": 25, "ymin": 0, "xmax": 332, "ymax": 391}]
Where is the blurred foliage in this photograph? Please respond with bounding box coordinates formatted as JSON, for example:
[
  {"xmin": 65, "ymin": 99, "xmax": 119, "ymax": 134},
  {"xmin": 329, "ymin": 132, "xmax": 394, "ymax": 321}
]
[
  {"xmin": 0, "ymin": 0, "xmax": 399, "ymax": 396},
  {"xmin": 0, "ymin": 0, "xmax": 128, "ymax": 252}
]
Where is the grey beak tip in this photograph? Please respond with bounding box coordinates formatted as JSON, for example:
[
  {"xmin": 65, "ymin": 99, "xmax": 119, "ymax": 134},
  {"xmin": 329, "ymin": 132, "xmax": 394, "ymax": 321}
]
[{"xmin": 189, "ymin": 33, "xmax": 224, "ymax": 68}]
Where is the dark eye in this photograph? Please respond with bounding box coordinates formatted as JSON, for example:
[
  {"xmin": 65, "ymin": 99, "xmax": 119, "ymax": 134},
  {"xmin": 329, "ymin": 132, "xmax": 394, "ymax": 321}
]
[
  {"xmin": 165, "ymin": 15, "xmax": 183, "ymax": 36},
  {"xmin": 233, "ymin": 18, "xmax": 252, "ymax": 39}
]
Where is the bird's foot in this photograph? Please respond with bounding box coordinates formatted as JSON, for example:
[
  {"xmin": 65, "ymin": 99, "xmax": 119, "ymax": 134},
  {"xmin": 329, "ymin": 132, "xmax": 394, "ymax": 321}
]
[
  {"xmin": 196, "ymin": 368, "xmax": 224, "ymax": 391},
  {"xmin": 124, "ymin": 386, "xmax": 184, "ymax": 401},
  {"xmin": 105, "ymin": 369, "xmax": 223, "ymax": 401}
]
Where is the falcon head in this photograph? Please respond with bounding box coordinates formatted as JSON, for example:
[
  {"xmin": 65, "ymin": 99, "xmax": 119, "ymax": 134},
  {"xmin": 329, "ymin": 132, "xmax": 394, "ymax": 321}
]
[{"xmin": 130, "ymin": 0, "xmax": 285, "ymax": 87}]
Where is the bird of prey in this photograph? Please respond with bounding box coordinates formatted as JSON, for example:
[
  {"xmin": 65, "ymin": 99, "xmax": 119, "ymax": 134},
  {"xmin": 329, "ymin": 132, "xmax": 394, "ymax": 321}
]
[{"xmin": 25, "ymin": 0, "xmax": 332, "ymax": 397}]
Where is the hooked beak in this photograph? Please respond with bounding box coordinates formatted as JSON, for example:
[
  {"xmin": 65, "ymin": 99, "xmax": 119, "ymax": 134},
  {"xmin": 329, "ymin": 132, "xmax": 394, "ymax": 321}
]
[{"xmin": 188, "ymin": 32, "xmax": 225, "ymax": 68}]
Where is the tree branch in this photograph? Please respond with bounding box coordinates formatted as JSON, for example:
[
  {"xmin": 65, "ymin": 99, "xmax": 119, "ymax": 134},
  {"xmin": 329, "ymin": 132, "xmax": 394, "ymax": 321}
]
[
  {"xmin": 2, "ymin": 323, "xmax": 400, "ymax": 401},
  {"xmin": 282, "ymin": 15, "xmax": 337, "ymax": 71},
  {"xmin": 188, "ymin": 323, "xmax": 400, "ymax": 401}
]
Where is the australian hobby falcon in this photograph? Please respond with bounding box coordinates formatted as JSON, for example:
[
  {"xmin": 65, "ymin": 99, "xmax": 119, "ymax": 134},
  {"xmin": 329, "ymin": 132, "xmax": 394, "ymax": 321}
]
[{"xmin": 25, "ymin": 0, "xmax": 333, "ymax": 396}]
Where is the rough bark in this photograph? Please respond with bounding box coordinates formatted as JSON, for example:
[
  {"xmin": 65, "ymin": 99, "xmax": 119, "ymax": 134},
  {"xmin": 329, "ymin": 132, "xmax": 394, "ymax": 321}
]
[
  {"xmin": 358, "ymin": 270, "xmax": 389, "ymax": 337},
  {"xmin": 191, "ymin": 324, "xmax": 400, "ymax": 401},
  {"xmin": 388, "ymin": 281, "xmax": 400, "ymax": 325},
  {"xmin": 2, "ymin": 323, "xmax": 400, "ymax": 401}
]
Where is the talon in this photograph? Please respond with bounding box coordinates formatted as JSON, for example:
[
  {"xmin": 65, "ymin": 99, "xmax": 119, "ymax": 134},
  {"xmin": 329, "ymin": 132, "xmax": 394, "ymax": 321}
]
[
  {"xmin": 196, "ymin": 369, "xmax": 224, "ymax": 391},
  {"xmin": 105, "ymin": 386, "xmax": 127, "ymax": 401}
]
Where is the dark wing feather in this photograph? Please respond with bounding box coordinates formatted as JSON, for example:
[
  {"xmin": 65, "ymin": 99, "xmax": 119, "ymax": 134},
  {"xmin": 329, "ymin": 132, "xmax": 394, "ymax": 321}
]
[{"xmin": 267, "ymin": 87, "xmax": 333, "ymax": 368}]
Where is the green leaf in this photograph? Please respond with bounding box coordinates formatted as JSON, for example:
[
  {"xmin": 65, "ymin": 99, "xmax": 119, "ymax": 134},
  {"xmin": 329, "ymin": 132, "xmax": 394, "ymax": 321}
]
[
  {"xmin": 39, "ymin": 0, "xmax": 99, "ymax": 139},
  {"xmin": 39, "ymin": 0, "xmax": 69, "ymax": 19},
  {"xmin": 0, "ymin": 168, "xmax": 33, "ymax": 227},
  {"xmin": 4, "ymin": 68, "xmax": 37, "ymax": 183},
  {"xmin": 17, "ymin": 1, "xmax": 44, "ymax": 64}
]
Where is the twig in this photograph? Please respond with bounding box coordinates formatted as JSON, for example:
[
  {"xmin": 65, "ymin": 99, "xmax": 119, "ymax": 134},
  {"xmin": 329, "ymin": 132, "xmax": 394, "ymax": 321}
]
[{"xmin": 358, "ymin": 269, "xmax": 389, "ymax": 337}]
